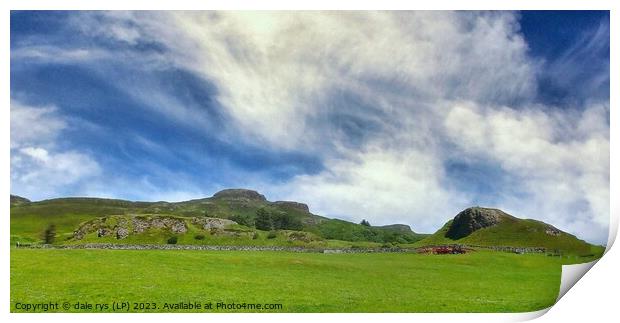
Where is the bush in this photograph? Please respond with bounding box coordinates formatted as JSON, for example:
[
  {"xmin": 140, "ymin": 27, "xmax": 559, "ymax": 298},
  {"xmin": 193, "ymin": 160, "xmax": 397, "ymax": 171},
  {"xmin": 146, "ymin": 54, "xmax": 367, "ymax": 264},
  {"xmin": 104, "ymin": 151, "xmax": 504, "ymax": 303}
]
[
  {"xmin": 167, "ymin": 236, "xmax": 178, "ymax": 244},
  {"xmin": 194, "ymin": 234, "xmax": 205, "ymax": 240},
  {"xmin": 252, "ymin": 232, "xmax": 259, "ymax": 240},
  {"xmin": 267, "ymin": 231, "xmax": 277, "ymax": 239}
]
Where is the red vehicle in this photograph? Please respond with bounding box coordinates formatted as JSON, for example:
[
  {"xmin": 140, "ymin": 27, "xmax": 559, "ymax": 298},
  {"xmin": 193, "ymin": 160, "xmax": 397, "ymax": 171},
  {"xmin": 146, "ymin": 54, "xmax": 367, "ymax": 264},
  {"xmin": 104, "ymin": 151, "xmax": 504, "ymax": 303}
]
[{"xmin": 432, "ymin": 246, "xmax": 466, "ymax": 254}]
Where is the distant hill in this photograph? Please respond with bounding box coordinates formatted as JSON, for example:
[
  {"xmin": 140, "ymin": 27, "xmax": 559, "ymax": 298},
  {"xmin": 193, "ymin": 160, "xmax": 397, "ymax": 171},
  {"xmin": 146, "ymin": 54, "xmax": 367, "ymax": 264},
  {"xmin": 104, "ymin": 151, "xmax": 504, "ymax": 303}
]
[
  {"xmin": 10, "ymin": 195, "xmax": 30, "ymax": 206},
  {"xmin": 10, "ymin": 189, "xmax": 426, "ymax": 246},
  {"xmin": 415, "ymin": 207, "xmax": 599, "ymax": 255}
]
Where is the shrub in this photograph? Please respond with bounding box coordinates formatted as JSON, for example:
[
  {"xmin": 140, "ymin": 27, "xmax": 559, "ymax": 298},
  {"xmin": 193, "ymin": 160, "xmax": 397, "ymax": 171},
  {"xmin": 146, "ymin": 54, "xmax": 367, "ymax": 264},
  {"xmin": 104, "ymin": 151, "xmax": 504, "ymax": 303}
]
[
  {"xmin": 267, "ymin": 231, "xmax": 277, "ymax": 239},
  {"xmin": 167, "ymin": 236, "xmax": 178, "ymax": 244},
  {"xmin": 252, "ymin": 232, "xmax": 259, "ymax": 240},
  {"xmin": 194, "ymin": 234, "xmax": 205, "ymax": 240}
]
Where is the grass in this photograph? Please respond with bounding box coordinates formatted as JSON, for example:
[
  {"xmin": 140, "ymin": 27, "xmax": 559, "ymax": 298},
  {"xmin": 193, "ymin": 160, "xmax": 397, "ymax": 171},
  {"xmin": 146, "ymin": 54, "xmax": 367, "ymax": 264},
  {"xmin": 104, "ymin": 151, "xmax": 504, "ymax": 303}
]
[{"xmin": 10, "ymin": 248, "xmax": 596, "ymax": 313}]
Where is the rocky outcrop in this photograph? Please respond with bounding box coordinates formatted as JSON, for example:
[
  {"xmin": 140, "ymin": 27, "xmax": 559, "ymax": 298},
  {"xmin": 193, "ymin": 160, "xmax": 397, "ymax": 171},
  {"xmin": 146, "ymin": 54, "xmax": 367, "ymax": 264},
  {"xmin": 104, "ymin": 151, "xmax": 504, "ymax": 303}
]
[
  {"xmin": 191, "ymin": 217, "xmax": 237, "ymax": 230},
  {"xmin": 545, "ymin": 225, "xmax": 561, "ymax": 236},
  {"xmin": 445, "ymin": 207, "xmax": 510, "ymax": 240},
  {"xmin": 73, "ymin": 215, "xmax": 223, "ymax": 240},
  {"xmin": 273, "ymin": 201, "xmax": 310, "ymax": 213},
  {"xmin": 149, "ymin": 217, "xmax": 188, "ymax": 234},
  {"xmin": 212, "ymin": 189, "xmax": 266, "ymax": 201},
  {"xmin": 116, "ymin": 227, "xmax": 129, "ymax": 239}
]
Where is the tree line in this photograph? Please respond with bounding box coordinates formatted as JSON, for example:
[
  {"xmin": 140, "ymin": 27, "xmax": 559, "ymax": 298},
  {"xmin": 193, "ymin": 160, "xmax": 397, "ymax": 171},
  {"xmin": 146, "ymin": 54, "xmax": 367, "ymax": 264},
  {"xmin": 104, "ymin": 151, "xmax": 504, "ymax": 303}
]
[{"xmin": 230, "ymin": 208, "xmax": 304, "ymax": 231}]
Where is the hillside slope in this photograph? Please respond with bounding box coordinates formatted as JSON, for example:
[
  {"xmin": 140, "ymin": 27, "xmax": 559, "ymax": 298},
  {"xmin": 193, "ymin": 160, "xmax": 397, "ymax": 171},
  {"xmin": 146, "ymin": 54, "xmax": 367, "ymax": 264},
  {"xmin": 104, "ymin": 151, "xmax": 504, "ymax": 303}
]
[
  {"xmin": 10, "ymin": 189, "xmax": 425, "ymax": 245},
  {"xmin": 10, "ymin": 195, "xmax": 30, "ymax": 206},
  {"xmin": 415, "ymin": 207, "xmax": 600, "ymax": 255}
]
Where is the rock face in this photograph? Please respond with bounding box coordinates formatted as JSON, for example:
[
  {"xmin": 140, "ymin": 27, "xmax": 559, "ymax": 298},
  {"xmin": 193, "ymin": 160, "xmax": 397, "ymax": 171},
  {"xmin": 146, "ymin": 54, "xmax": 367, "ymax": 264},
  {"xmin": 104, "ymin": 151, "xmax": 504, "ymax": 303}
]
[
  {"xmin": 212, "ymin": 189, "xmax": 266, "ymax": 201},
  {"xmin": 445, "ymin": 207, "xmax": 509, "ymax": 240},
  {"xmin": 545, "ymin": 225, "xmax": 561, "ymax": 236},
  {"xmin": 116, "ymin": 227, "xmax": 129, "ymax": 239},
  {"xmin": 191, "ymin": 217, "xmax": 236, "ymax": 230},
  {"xmin": 273, "ymin": 201, "xmax": 310, "ymax": 213},
  {"xmin": 73, "ymin": 215, "xmax": 212, "ymax": 240}
]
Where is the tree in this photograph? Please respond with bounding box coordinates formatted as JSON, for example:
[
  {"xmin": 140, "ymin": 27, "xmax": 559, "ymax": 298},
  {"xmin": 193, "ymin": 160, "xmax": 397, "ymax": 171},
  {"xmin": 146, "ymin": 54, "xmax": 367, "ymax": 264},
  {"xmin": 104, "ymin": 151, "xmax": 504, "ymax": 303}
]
[
  {"xmin": 255, "ymin": 208, "xmax": 273, "ymax": 231},
  {"xmin": 272, "ymin": 212, "xmax": 303, "ymax": 231},
  {"xmin": 360, "ymin": 219, "xmax": 371, "ymax": 227},
  {"xmin": 230, "ymin": 214, "xmax": 254, "ymax": 227},
  {"xmin": 43, "ymin": 224, "xmax": 56, "ymax": 244}
]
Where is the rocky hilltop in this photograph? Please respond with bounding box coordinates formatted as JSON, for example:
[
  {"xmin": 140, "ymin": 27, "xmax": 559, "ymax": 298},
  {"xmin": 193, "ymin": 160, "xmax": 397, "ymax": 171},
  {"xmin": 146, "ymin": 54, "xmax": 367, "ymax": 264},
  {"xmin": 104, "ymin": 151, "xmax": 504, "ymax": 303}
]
[
  {"xmin": 415, "ymin": 206, "xmax": 593, "ymax": 255},
  {"xmin": 212, "ymin": 189, "xmax": 266, "ymax": 201},
  {"xmin": 273, "ymin": 201, "xmax": 310, "ymax": 213},
  {"xmin": 446, "ymin": 207, "xmax": 513, "ymax": 239}
]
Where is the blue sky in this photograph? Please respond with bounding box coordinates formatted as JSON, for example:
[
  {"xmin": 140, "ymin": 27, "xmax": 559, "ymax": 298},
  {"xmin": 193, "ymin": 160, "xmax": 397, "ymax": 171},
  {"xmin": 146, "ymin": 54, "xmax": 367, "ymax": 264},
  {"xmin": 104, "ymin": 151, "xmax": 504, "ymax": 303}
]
[{"xmin": 10, "ymin": 11, "xmax": 609, "ymax": 243}]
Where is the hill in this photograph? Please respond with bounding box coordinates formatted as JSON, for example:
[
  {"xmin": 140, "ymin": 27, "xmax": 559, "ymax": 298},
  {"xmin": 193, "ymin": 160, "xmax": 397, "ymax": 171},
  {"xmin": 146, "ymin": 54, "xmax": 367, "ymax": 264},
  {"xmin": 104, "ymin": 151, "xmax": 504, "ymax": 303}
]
[
  {"xmin": 10, "ymin": 195, "xmax": 30, "ymax": 206},
  {"xmin": 414, "ymin": 207, "xmax": 600, "ymax": 255},
  {"xmin": 10, "ymin": 189, "xmax": 426, "ymax": 246}
]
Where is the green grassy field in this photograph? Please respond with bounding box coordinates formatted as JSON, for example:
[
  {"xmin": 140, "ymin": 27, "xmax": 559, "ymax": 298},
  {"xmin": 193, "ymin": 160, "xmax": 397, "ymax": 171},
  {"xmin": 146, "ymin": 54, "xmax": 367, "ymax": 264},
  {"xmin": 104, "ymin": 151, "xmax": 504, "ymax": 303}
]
[{"xmin": 10, "ymin": 248, "xmax": 596, "ymax": 313}]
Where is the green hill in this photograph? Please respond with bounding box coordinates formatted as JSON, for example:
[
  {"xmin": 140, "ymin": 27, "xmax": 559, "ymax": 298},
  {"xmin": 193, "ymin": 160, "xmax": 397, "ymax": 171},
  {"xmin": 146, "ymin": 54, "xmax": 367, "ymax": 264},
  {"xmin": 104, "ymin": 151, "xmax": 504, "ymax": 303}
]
[
  {"xmin": 10, "ymin": 195, "xmax": 30, "ymax": 206},
  {"xmin": 414, "ymin": 207, "xmax": 602, "ymax": 256},
  {"xmin": 10, "ymin": 189, "xmax": 425, "ymax": 246}
]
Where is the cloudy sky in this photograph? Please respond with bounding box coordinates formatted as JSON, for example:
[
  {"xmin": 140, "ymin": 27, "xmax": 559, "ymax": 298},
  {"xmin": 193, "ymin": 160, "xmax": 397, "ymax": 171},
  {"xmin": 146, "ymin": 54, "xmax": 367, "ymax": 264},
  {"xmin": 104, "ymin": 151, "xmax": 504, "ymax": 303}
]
[{"xmin": 10, "ymin": 11, "xmax": 609, "ymax": 243}]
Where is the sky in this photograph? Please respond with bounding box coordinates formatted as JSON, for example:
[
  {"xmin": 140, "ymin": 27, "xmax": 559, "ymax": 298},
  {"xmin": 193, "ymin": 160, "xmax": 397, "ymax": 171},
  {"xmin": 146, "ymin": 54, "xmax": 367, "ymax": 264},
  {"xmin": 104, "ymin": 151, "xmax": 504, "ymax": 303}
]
[{"xmin": 10, "ymin": 11, "xmax": 610, "ymax": 244}]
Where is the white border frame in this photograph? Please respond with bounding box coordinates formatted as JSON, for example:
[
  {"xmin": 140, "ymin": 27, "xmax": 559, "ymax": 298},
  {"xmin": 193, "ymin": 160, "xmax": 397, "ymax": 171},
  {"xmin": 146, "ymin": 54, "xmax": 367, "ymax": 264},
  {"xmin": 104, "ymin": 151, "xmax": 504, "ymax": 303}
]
[{"xmin": 2, "ymin": 1, "xmax": 617, "ymax": 323}]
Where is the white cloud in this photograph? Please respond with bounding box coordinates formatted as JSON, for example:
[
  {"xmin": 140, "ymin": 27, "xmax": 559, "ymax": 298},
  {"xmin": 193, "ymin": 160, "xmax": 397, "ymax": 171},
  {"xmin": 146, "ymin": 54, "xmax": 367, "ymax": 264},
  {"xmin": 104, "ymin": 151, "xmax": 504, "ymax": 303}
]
[
  {"xmin": 11, "ymin": 101, "xmax": 102, "ymax": 200},
  {"xmin": 13, "ymin": 147, "xmax": 101, "ymax": 186},
  {"xmin": 10, "ymin": 100, "xmax": 66, "ymax": 149},
  {"xmin": 19, "ymin": 147, "xmax": 50, "ymax": 162},
  {"xmin": 272, "ymin": 146, "xmax": 470, "ymax": 231},
  {"xmin": 443, "ymin": 102, "xmax": 609, "ymax": 242}
]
